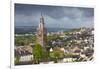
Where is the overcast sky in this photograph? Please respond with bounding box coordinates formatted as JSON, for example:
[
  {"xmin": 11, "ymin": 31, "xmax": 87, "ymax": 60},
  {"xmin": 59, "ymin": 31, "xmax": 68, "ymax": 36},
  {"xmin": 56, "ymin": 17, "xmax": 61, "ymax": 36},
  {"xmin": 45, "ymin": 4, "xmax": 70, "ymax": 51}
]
[{"xmin": 15, "ymin": 3, "xmax": 94, "ymax": 28}]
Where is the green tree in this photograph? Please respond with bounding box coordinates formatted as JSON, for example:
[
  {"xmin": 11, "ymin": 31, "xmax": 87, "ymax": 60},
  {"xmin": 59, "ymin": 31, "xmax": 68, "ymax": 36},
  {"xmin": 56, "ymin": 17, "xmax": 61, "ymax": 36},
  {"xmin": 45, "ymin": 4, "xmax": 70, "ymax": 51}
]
[
  {"xmin": 42, "ymin": 48, "xmax": 49, "ymax": 62},
  {"xmin": 32, "ymin": 43, "xmax": 50, "ymax": 64},
  {"xmin": 15, "ymin": 55, "xmax": 20, "ymax": 65},
  {"xmin": 32, "ymin": 43, "xmax": 43, "ymax": 64},
  {"xmin": 50, "ymin": 48, "xmax": 64, "ymax": 63},
  {"xmin": 15, "ymin": 35, "xmax": 36, "ymax": 46}
]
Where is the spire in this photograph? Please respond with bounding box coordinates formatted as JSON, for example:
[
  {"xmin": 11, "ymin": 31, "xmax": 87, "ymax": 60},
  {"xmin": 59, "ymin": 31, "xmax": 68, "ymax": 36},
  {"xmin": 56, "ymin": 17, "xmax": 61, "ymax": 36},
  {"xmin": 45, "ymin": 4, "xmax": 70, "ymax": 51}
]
[
  {"xmin": 41, "ymin": 11, "xmax": 44, "ymax": 18},
  {"xmin": 36, "ymin": 12, "xmax": 47, "ymax": 47},
  {"xmin": 40, "ymin": 12, "xmax": 44, "ymax": 24},
  {"xmin": 41, "ymin": 12, "xmax": 43, "ymax": 17}
]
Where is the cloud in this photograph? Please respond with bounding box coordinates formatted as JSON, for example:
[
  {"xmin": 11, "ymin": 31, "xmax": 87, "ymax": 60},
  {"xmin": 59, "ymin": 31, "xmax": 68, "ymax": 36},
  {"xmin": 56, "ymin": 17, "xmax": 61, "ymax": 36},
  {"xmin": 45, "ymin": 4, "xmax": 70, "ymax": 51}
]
[{"xmin": 15, "ymin": 4, "xmax": 94, "ymax": 28}]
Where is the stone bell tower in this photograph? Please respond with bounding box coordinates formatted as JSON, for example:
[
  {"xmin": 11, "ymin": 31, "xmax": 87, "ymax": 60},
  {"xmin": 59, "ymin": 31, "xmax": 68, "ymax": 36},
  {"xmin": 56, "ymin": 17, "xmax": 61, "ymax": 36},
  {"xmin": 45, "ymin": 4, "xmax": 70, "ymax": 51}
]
[{"xmin": 36, "ymin": 13, "xmax": 47, "ymax": 47}]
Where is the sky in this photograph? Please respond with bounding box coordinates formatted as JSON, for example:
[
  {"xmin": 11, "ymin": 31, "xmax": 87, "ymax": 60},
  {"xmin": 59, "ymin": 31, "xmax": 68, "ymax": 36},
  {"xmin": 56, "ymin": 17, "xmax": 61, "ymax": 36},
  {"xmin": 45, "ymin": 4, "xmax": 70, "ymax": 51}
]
[{"xmin": 15, "ymin": 3, "xmax": 94, "ymax": 28}]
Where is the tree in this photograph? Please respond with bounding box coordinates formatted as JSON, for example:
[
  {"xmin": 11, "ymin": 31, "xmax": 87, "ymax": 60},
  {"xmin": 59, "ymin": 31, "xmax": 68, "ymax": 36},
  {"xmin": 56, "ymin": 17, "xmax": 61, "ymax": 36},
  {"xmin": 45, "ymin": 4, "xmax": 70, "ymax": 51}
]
[
  {"xmin": 42, "ymin": 48, "xmax": 49, "ymax": 62},
  {"xmin": 32, "ymin": 43, "xmax": 50, "ymax": 64},
  {"xmin": 15, "ymin": 55, "xmax": 20, "ymax": 65},
  {"xmin": 50, "ymin": 48, "xmax": 64, "ymax": 63},
  {"xmin": 32, "ymin": 43, "xmax": 43, "ymax": 64},
  {"xmin": 15, "ymin": 35, "xmax": 36, "ymax": 46}
]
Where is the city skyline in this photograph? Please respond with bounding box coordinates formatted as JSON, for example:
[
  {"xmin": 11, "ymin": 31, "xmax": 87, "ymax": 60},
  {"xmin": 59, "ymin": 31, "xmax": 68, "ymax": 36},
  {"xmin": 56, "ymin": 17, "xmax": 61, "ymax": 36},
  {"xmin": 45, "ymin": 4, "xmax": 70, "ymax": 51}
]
[
  {"xmin": 14, "ymin": 4, "xmax": 94, "ymax": 65},
  {"xmin": 15, "ymin": 3, "xmax": 94, "ymax": 28}
]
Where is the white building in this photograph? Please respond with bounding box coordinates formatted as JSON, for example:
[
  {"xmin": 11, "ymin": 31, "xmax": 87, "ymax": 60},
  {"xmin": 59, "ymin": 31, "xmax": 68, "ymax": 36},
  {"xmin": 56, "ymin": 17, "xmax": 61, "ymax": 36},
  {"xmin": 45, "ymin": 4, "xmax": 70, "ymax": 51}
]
[{"xmin": 20, "ymin": 55, "xmax": 33, "ymax": 62}]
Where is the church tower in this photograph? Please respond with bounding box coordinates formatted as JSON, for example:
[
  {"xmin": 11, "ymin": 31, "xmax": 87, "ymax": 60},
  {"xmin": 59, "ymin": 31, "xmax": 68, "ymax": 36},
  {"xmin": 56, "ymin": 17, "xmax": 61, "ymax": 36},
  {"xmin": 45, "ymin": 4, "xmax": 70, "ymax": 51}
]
[{"xmin": 36, "ymin": 13, "xmax": 47, "ymax": 47}]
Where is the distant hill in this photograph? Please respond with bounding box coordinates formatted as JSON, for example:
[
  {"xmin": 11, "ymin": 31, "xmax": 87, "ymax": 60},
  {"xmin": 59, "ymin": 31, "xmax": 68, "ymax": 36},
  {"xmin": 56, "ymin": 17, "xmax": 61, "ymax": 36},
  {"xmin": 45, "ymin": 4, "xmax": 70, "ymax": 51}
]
[
  {"xmin": 15, "ymin": 26, "xmax": 72, "ymax": 34},
  {"xmin": 15, "ymin": 26, "xmax": 37, "ymax": 34}
]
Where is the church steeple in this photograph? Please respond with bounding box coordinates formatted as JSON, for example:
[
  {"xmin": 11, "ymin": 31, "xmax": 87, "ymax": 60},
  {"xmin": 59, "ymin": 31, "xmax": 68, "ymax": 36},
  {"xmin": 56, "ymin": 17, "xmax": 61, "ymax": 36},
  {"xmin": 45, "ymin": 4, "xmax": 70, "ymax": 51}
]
[
  {"xmin": 36, "ymin": 13, "xmax": 47, "ymax": 47},
  {"xmin": 40, "ymin": 12, "xmax": 44, "ymax": 24}
]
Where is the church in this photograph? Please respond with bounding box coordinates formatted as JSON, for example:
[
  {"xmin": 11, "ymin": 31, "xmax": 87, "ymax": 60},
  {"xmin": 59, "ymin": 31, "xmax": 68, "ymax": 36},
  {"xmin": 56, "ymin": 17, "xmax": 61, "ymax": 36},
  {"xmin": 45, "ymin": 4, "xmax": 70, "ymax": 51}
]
[{"xmin": 36, "ymin": 13, "xmax": 47, "ymax": 47}]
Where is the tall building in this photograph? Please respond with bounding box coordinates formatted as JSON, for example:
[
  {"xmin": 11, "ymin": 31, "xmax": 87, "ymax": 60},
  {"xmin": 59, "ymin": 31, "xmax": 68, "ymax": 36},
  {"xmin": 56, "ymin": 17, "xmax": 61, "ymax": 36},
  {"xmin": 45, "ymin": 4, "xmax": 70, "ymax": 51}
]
[{"xmin": 36, "ymin": 13, "xmax": 47, "ymax": 47}]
